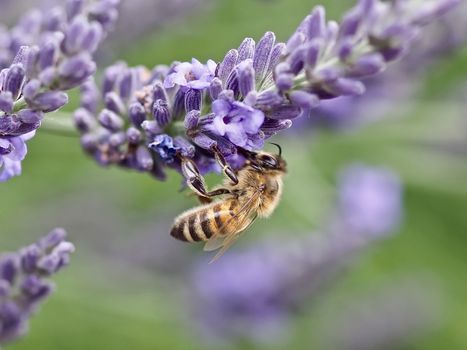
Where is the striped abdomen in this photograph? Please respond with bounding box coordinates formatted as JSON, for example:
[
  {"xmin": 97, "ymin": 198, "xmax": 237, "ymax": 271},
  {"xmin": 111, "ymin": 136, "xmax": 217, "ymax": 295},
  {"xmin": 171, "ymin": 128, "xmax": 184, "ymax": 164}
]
[{"xmin": 170, "ymin": 201, "xmax": 237, "ymax": 243}]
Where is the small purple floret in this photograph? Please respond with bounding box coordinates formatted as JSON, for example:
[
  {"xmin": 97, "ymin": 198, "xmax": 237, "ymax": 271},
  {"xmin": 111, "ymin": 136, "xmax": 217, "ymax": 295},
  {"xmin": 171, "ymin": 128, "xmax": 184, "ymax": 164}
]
[{"xmin": 164, "ymin": 58, "xmax": 217, "ymax": 90}]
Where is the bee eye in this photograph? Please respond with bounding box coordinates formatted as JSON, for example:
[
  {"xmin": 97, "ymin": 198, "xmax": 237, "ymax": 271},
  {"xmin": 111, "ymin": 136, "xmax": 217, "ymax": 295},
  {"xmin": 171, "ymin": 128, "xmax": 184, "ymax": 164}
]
[{"xmin": 260, "ymin": 155, "xmax": 277, "ymax": 168}]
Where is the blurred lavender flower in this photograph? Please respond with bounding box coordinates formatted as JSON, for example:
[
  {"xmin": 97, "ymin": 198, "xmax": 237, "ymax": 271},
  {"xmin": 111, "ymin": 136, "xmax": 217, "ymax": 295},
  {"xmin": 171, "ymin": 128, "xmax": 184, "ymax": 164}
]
[
  {"xmin": 297, "ymin": 1, "xmax": 467, "ymax": 131},
  {"xmin": 0, "ymin": 228, "xmax": 75, "ymax": 345},
  {"xmin": 326, "ymin": 281, "xmax": 442, "ymax": 350},
  {"xmin": 0, "ymin": 0, "xmax": 120, "ymax": 182},
  {"xmin": 335, "ymin": 164, "xmax": 402, "ymax": 237},
  {"xmin": 76, "ymin": 0, "xmax": 458, "ymax": 185},
  {"xmin": 189, "ymin": 164, "xmax": 403, "ymax": 344}
]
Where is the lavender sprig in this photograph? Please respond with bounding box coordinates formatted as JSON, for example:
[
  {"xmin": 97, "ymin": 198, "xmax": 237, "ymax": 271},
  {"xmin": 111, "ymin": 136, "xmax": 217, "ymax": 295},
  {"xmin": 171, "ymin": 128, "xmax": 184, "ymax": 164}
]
[
  {"xmin": 0, "ymin": 0, "xmax": 120, "ymax": 182},
  {"xmin": 75, "ymin": 0, "xmax": 459, "ymax": 183},
  {"xmin": 0, "ymin": 228, "xmax": 75, "ymax": 345},
  {"xmin": 291, "ymin": 0, "xmax": 467, "ymax": 131}
]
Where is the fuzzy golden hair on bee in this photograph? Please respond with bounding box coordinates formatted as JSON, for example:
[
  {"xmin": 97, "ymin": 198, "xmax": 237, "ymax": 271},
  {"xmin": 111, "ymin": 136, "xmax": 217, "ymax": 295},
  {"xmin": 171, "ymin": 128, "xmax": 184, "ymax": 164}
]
[{"xmin": 170, "ymin": 146, "xmax": 287, "ymax": 262}]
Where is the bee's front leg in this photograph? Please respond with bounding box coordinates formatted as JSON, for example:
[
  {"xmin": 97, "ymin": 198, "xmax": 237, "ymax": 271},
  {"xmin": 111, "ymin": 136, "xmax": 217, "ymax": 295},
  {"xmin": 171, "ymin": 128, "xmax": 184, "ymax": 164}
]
[
  {"xmin": 180, "ymin": 156, "xmax": 232, "ymax": 203},
  {"xmin": 211, "ymin": 145, "xmax": 239, "ymax": 185}
]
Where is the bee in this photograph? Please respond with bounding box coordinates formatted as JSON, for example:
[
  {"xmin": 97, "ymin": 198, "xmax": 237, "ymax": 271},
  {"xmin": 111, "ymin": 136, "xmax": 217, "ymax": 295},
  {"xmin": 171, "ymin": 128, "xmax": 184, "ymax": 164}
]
[{"xmin": 170, "ymin": 144, "xmax": 287, "ymax": 262}]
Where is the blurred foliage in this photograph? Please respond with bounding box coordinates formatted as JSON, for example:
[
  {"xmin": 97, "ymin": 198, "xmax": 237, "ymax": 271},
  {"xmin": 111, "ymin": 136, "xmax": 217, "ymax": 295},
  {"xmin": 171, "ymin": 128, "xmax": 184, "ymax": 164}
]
[{"xmin": 1, "ymin": 0, "xmax": 466, "ymax": 349}]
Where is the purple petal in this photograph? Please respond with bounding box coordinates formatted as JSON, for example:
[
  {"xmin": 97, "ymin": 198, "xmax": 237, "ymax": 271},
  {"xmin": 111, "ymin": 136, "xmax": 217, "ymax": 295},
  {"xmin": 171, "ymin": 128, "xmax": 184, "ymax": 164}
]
[
  {"xmin": 0, "ymin": 91, "xmax": 14, "ymax": 113},
  {"xmin": 218, "ymin": 49, "xmax": 239, "ymax": 84},
  {"xmin": 153, "ymin": 99, "xmax": 171, "ymax": 127},
  {"xmin": 73, "ymin": 108, "xmax": 96, "ymax": 132},
  {"xmin": 242, "ymin": 109, "xmax": 265, "ymax": 134},
  {"xmin": 238, "ymin": 38, "xmax": 256, "ymax": 61},
  {"xmin": 326, "ymin": 78, "xmax": 365, "ymax": 96},
  {"xmin": 237, "ymin": 59, "xmax": 255, "ymax": 97},
  {"xmin": 289, "ymin": 91, "xmax": 320, "ymax": 109},
  {"xmin": 253, "ymin": 31, "xmax": 275, "ymax": 84},
  {"xmin": 30, "ymin": 91, "xmax": 68, "ymax": 113},
  {"xmin": 185, "ymin": 89, "xmax": 202, "ymax": 112},
  {"xmin": 184, "ymin": 110, "xmax": 200, "ymax": 130},
  {"xmin": 268, "ymin": 105, "xmax": 302, "ymax": 120},
  {"xmin": 348, "ymin": 53, "xmax": 386, "ymax": 77},
  {"xmin": 128, "ymin": 102, "xmax": 147, "ymax": 127},
  {"xmin": 98, "ymin": 109, "xmax": 124, "ymax": 131},
  {"xmin": 305, "ymin": 6, "xmax": 326, "ymax": 39},
  {"xmin": 256, "ymin": 91, "xmax": 283, "ymax": 107},
  {"xmin": 104, "ymin": 92, "xmax": 126, "ymax": 114},
  {"xmin": 209, "ymin": 78, "xmax": 223, "ymax": 100},
  {"xmin": 136, "ymin": 145, "xmax": 154, "ymax": 171},
  {"xmin": 339, "ymin": 7, "xmax": 362, "ymax": 38},
  {"xmin": 191, "ymin": 133, "xmax": 217, "ymax": 150}
]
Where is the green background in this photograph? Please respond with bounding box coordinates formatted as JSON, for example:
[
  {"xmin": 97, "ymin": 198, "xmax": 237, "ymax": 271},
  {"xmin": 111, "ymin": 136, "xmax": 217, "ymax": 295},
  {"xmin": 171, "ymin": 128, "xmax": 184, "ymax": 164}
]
[{"xmin": 1, "ymin": 0, "xmax": 466, "ymax": 349}]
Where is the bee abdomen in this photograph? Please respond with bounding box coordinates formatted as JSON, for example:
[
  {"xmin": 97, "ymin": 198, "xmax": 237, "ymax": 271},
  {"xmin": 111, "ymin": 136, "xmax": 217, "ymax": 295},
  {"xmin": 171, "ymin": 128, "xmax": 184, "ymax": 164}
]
[
  {"xmin": 170, "ymin": 209, "xmax": 213, "ymax": 243},
  {"xmin": 170, "ymin": 201, "xmax": 238, "ymax": 243},
  {"xmin": 170, "ymin": 221, "xmax": 189, "ymax": 242}
]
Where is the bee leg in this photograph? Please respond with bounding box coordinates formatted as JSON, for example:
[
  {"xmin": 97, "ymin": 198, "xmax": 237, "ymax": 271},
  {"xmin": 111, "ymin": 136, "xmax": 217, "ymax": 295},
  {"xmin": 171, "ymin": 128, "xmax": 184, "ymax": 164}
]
[
  {"xmin": 197, "ymin": 188, "xmax": 232, "ymax": 204},
  {"xmin": 211, "ymin": 145, "xmax": 238, "ymax": 185},
  {"xmin": 180, "ymin": 156, "xmax": 232, "ymax": 203},
  {"xmin": 180, "ymin": 156, "xmax": 209, "ymax": 197}
]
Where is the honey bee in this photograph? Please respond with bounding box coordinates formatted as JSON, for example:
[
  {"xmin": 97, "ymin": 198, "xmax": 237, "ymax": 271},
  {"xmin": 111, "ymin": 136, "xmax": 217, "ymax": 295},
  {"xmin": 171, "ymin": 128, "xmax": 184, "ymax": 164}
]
[{"xmin": 171, "ymin": 144, "xmax": 287, "ymax": 262}]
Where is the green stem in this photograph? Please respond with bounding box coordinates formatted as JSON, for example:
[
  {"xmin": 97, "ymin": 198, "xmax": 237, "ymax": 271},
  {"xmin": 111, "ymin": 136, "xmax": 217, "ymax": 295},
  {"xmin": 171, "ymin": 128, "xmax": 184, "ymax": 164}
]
[
  {"xmin": 40, "ymin": 112, "xmax": 79, "ymax": 137},
  {"xmin": 13, "ymin": 97, "xmax": 27, "ymax": 113},
  {"xmin": 165, "ymin": 121, "xmax": 186, "ymax": 137}
]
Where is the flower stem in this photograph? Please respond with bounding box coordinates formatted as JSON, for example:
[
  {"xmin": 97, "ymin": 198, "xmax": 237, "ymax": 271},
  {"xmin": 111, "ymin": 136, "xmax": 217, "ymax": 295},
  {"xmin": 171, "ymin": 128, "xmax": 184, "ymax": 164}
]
[
  {"xmin": 40, "ymin": 112, "xmax": 79, "ymax": 137},
  {"xmin": 13, "ymin": 97, "xmax": 27, "ymax": 113}
]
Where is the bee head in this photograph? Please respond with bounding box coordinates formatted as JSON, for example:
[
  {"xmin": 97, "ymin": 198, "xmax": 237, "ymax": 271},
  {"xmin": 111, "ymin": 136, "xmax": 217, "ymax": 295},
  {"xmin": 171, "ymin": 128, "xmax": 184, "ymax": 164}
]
[
  {"xmin": 241, "ymin": 144, "xmax": 287, "ymax": 172},
  {"xmin": 256, "ymin": 152, "xmax": 287, "ymax": 171}
]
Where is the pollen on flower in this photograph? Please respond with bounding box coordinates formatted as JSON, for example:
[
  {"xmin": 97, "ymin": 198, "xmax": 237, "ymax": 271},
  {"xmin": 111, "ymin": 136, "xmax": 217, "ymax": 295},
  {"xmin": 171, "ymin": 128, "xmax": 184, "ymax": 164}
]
[{"xmin": 73, "ymin": 0, "xmax": 460, "ymax": 188}]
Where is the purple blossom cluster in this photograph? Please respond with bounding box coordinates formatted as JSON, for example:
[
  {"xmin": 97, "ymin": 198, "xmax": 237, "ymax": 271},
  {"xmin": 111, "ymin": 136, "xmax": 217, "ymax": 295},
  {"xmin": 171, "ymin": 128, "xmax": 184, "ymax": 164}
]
[
  {"xmin": 74, "ymin": 0, "xmax": 459, "ymax": 183},
  {"xmin": 296, "ymin": 1, "xmax": 467, "ymax": 131},
  {"xmin": 0, "ymin": 0, "xmax": 120, "ymax": 182},
  {"xmin": 190, "ymin": 164, "xmax": 402, "ymax": 343},
  {"xmin": 0, "ymin": 228, "xmax": 75, "ymax": 345}
]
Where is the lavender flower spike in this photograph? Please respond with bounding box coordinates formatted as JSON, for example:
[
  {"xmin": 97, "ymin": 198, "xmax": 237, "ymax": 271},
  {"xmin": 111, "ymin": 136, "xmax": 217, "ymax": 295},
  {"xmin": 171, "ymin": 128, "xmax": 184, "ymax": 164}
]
[
  {"xmin": 76, "ymin": 0, "xmax": 458, "ymax": 185},
  {"xmin": 0, "ymin": 0, "xmax": 120, "ymax": 182},
  {"xmin": 272, "ymin": 0, "xmax": 461, "ymax": 114},
  {"xmin": 0, "ymin": 228, "xmax": 75, "ymax": 345}
]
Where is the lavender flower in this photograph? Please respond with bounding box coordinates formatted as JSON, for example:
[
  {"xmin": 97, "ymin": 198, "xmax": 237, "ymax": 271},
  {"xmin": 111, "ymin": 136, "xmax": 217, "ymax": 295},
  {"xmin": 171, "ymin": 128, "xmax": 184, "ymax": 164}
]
[
  {"xmin": 0, "ymin": 228, "xmax": 75, "ymax": 345},
  {"xmin": 76, "ymin": 0, "xmax": 458, "ymax": 186},
  {"xmin": 189, "ymin": 164, "xmax": 403, "ymax": 344},
  {"xmin": 0, "ymin": 0, "xmax": 120, "ymax": 182},
  {"xmin": 164, "ymin": 58, "xmax": 216, "ymax": 90},
  {"xmin": 327, "ymin": 281, "xmax": 442, "ymax": 350},
  {"xmin": 205, "ymin": 92, "xmax": 265, "ymax": 149},
  {"xmin": 274, "ymin": 0, "xmax": 459, "ymax": 104},
  {"xmin": 295, "ymin": 1, "xmax": 467, "ymax": 132},
  {"xmin": 0, "ymin": 132, "xmax": 34, "ymax": 182},
  {"xmin": 335, "ymin": 164, "xmax": 403, "ymax": 237}
]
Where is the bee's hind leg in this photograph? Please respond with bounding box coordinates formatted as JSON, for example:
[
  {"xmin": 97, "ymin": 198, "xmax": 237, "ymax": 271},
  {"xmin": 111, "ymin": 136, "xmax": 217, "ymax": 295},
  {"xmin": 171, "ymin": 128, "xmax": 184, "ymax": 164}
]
[
  {"xmin": 180, "ymin": 156, "xmax": 232, "ymax": 204},
  {"xmin": 211, "ymin": 145, "xmax": 238, "ymax": 185}
]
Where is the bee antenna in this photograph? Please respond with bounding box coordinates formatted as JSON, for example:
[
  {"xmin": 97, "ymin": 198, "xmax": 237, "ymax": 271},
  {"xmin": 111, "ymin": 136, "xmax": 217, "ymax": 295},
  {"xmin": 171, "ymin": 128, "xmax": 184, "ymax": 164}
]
[{"xmin": 268, "ymin": 142, "xmax": 282, "ymax": 157}]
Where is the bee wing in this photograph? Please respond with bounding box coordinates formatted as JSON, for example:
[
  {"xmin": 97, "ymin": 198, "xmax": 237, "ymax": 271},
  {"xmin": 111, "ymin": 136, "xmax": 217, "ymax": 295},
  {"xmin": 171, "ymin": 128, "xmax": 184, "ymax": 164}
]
[
  {"xmin": 203, "ymin": 234, "xmax": 228, "ymax": 252},
  {"xmin": 202, "ymin": 209, "xmax": 257, "ymax": 252},
  {"xmin": 208, "ymin": 213, "xmax": 258, "ymax": 264},
  {"xmin": 203, "ymin": 188, "xmax": 262, "ymax": 262}
]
